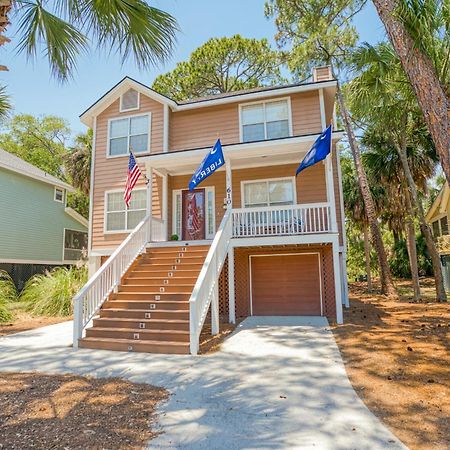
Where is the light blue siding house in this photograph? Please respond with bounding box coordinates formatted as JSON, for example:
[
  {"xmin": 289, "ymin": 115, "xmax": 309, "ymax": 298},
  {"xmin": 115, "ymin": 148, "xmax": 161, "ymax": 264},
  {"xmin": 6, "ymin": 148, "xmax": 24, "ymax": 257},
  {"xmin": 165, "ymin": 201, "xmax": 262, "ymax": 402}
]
[{"xmin": 0, "ymin": 149, "xmax": 88, "ymax": 289}]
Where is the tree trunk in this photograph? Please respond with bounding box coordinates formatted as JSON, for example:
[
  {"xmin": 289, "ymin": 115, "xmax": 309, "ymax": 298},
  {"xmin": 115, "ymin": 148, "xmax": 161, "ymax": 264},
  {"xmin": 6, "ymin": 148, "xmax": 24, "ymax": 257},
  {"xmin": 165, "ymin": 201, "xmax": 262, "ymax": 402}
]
[
  {"xmin": 372, "ymin": 0, "xmax": 450, "ymax": 186},
  {"xmin": 363, "ymin": 223, "xmax": 373, "ymax": 292},
  {"xmin": 396, "ymin": 141, "xmax": 447, "ymax": 302},
  {"xmin": 404, "ymin": 189, "xmax": 421, "ymax": 300},
  {"xmin": 336, "ymin": 83, "xmax": 397, "ymax": 296}
]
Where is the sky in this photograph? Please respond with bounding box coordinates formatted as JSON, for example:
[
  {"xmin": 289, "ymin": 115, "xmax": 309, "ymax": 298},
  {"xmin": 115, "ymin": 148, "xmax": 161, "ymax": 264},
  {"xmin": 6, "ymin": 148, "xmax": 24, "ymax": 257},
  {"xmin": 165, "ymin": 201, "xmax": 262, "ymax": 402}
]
[{"xmin": 1, "ymin": 0, "xmax": 386, "ymax": 137}]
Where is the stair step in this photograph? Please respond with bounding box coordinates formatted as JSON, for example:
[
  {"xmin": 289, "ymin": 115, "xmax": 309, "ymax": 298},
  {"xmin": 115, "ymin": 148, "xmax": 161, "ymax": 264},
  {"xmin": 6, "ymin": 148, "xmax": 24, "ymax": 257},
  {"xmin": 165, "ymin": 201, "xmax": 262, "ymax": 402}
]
[
  {"xmin": 129, "ymin": 270, "xmax": 201, "ymax": 278},
  {"xmin": 137, "ymin": 263, "xmax": 204, "ymax": 270},
  {"xmin": 147, "ymin": 246, "xmax": 209, "ymax": 254},
  {"xmin": 118, "ymin": 284, "xmax": 195, "ymax": 293},
  {"xmin": 142, "ymin": 256, "xmax": 206, "ymax": 263},
  {"xmin": 86, "ymin": 327, "xmax": 189, "ymax": 342},
  {"xmin": 93, "ymin": 317, "xmax": 190, "ymax": 331},
  {"xmin": 78, "ymin": 337, "xmax": 190, "ymax": 354},
  {"xmin": 99, "ymin": 308, "xmax": 189, "ymax": 320},
  {"xmin": 111, "ymin": 292, "xmax": 191, "ymax": 301},
  {"xmin": 104, "ymin": 300, "xmax": 190, "ymax": 310},
  {"xmin": 123, "ymin": 277, "xmax": 198, "ymax": 286}
]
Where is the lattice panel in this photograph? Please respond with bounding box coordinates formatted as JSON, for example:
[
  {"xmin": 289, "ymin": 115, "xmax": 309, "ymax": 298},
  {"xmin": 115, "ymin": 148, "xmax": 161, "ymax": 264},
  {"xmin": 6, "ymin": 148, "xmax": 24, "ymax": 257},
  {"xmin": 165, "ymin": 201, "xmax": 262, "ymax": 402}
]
[
  {"xmin": 218, "ymin": 257, "xmax": 229, "ymax": 320},
  {"xmin": 321, "ymin": 245, "xmax": 336, "ymax": 319}
]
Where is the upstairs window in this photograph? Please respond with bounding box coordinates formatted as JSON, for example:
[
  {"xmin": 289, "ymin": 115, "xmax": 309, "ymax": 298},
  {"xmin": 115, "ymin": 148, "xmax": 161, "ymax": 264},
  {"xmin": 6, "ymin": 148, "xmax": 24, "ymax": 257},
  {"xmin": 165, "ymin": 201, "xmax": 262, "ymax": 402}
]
[
  {"xmin": 105, "ymin": 189, "xmax": 147, "ymax": 232},
  {"xmin": 54, "ymin": 187, "xmax": 64, "ymax": 203},
  {"xmin": 108, "ymin": 114, "xmax": 150, "ymax": 157},
  {"xmin": 241, "ymin": 99, "xmax": 291, "ymax": 143},
  {"xmin": 120, "ymin": 89, "xmax": 140, "ymax": 112},
  {"xmin": 440, "ymin": 216, "xmax": 449, "ymax": 235},
  {"xmin": 432, "ymin": 220, "xmax": 441, "ymax": 237},
  {"xmin": 243, "ymin": 178, "xmax": 295, "ymax": 208}
]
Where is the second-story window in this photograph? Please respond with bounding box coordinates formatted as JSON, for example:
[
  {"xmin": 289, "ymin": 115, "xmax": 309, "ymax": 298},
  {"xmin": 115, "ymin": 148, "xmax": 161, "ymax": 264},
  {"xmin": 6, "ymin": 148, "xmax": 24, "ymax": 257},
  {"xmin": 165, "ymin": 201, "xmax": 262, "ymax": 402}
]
[
  {"xmin": 108, "ymin": 114, "xmax": 150, "ymax": 157},
  {"xmin": 241, "ymin": 99, "xmax": 290, "ymax": 143}
]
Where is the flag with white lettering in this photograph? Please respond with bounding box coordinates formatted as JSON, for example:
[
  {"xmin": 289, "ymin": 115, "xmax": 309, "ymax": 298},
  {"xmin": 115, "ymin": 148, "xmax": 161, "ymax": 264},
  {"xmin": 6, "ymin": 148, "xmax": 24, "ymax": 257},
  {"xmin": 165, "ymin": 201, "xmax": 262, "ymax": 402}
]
[{"xmin": 189, "ymin": 139, "xmax": 224, "ymax": 191}]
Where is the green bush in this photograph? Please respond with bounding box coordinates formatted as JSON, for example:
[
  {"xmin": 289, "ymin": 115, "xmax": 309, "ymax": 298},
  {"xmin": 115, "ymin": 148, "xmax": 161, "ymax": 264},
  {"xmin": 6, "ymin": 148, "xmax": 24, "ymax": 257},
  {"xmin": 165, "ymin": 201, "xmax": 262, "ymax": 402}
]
[
  {"xmin": 0, "ymin": 270, "xmax": 17, "ymax": 322},
  {"xmin": 20, "ymin": 266, "xmax": 87, "ymax": 317}
]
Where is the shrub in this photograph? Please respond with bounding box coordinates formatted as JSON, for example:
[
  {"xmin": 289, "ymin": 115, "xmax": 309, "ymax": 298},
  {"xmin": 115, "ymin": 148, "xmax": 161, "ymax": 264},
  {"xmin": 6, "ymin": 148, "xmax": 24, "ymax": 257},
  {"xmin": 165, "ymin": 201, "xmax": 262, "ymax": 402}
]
[
  {"xmin": 0, "ymin": 270, "xmax": 17, "ymax": 322},
  {"xmin": 20, "ymin": 266, "xmax": 87, "ymax": 317}
]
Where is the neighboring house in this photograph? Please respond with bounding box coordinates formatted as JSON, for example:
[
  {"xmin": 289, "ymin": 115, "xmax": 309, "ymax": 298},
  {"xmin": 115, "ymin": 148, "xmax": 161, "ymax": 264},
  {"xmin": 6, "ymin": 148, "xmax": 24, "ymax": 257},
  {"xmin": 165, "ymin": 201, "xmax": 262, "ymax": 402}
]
[
  {"xmin": 0, "ymin": 149, "xmax": 89, "ymax": 289},
  {"xmin": 74, "ymin": 65, "xmax": 349, "ymax": 354},
  {"xmin": 426, "ymin": 182, "xmax": 450, "ymax": 292}
]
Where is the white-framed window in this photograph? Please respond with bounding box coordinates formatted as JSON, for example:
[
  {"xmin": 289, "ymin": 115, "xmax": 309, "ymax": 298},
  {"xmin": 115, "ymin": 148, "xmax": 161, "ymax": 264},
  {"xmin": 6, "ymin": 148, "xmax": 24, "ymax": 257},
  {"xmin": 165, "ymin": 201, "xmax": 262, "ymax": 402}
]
[
  {"xmin": 240, "ymin": 98, "xmax": 291, "ymax": 143},
  {"xmin": 120, "ymin": 89, "xmax": 140, "ymax": 112},
  {"xmin": 105, "ymin": 189, "xmax": 147, "ymax": 232},
  {"xmin": 242, "ymin": 178, "xmax": 295, "ymax": 208},
  {"xmin": 54, "ymin": 187, "xmax": 64, "ymax": 203},
  {"xmin": 108, "ymin": 113, "xmax": 150, "ymax": 157},
  {"xmin": 63, "ymin": 229, "xmax": 88, "ymax": 261}
]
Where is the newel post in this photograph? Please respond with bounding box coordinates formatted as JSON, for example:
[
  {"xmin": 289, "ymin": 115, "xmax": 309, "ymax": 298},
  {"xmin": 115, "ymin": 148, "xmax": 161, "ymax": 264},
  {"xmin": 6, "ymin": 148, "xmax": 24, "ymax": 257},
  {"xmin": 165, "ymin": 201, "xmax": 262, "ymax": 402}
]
[
  {"xmin": 72, "ymin": 296, "xmax": 83, "ymax": 349},
  {"xmin": 146, "ymin": 167, "xmax": 153, "ymax": 242}
]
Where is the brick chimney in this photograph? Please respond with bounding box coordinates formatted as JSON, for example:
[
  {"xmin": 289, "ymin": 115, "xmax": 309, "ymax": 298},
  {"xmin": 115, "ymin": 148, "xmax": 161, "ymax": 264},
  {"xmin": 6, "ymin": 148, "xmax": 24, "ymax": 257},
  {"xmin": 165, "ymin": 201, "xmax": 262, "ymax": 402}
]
[{"xmin": 312, "ymin": 65, "xmax": 333, "ymax": 82}]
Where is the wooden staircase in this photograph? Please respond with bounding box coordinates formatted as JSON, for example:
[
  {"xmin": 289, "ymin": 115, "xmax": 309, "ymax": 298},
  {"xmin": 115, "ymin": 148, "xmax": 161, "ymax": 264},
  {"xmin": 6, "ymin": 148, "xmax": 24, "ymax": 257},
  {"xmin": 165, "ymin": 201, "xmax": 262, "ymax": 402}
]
[{"xmin": 78, "ymin": 245, "xmax": 209, "ymax": 354}]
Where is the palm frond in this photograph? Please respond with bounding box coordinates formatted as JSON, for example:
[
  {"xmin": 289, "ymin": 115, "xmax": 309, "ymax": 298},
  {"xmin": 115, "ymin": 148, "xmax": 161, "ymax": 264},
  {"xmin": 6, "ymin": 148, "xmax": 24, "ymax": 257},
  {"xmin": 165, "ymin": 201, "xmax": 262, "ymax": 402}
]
[{"xmin": 0, "ymin": 85, "xmax": 11, "ymax": 121}]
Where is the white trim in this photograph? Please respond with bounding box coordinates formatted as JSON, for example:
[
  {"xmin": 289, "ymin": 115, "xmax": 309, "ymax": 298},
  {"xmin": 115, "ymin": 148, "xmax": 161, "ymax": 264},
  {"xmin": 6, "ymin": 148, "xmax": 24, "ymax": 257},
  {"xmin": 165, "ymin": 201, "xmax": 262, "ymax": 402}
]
[
  {"xmin": 239, "ymin": 97, "xmax": 293, "ymax": 143},
  {"xmin": 64, "ymin": 207, "xmax": 89, "ymax": 228},
  {"xmin": 249, "ymin": 252, "xmax": 323, "ymax": 316},
  {"xmin": 0, "ymin": 258, "xmax": 76, "ymax": 265},
  {"xmin": 231, "ymin": 232, "xmax": 338, "ymax": 248},
  {"xmin": 54, "ymin": 187, "xmax": 64, "ymax": 203},
  {"xmin": 63, "ymin": 228, "xmax": 88, "ymax": 262},
  {"xmin": 228, "ymin": 246, "xmax": 235, "ymax": 323},
  {"xmin": 103, "ymin": 187, "xmax": 147, "ymax": 234},
  {"xmin": 80, "ymin": 76, "xmax": 337, "ymax": 127},
  {"xmin": 88, "ymin": 116, "xmax": 96, "ymax": 254},
  {"xmin": 172, "ymin": 189, "xmax": 182, "ymax": 238},
  {"xmin": 119, "ymin": 90, "xmax": 140, "ymax": 113},
  {"xmin": 163, "ymin": 104, "xmax": 169, "ymax": 153},
  {"xmin": 240, "ymin": 176, "xmax": 297, "ymax": 208},
  {"xmin": 106, "ymin": 112, "xmax": 152, "ymax": 159}
]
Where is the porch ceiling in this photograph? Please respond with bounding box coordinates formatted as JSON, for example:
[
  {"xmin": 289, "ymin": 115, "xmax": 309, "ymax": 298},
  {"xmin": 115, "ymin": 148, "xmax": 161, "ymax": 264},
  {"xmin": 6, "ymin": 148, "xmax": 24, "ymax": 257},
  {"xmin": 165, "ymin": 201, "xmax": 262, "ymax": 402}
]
[{"xmin": 138, "ymin": 132, "xmax": 344, "ymax": 175}]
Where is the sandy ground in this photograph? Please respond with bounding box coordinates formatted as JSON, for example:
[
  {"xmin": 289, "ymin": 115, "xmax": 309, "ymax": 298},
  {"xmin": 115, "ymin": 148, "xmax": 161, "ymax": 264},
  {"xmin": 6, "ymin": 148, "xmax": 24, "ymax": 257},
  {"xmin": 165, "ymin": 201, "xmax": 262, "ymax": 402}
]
[
  {"xmin": 332, "ymin": 279, "xmax": 450, "ymax": 450},
  {"xmin": 0, "ymin": 372, "xmax": 168, "ymax": 450}
]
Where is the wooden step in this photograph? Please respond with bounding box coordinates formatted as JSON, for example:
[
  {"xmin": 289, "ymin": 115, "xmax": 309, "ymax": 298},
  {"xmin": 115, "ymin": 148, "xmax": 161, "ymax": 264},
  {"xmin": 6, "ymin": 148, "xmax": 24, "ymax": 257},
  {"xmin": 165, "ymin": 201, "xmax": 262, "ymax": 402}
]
[
  {"xmin": 147, "ymin": 246, "xmax": 210, "ymax": 254},
  {"xmin": 145, "ymin": 249, "xmax": 209, "ymax": 258},
  {"xmin": 99, "ymin": 308, "xmax": 189, "ymax": 320},
  {"xmin": 137, "ymin": 262, "xmax": 204, "ymax": 271},
  {"xmin": 93, "ymin": 317, "xmax": 190, "ymax": 331},
  {"xmin": 118, "ymin": 284, "xmax": 195, "ymax": 293},
  {"xmin": 142, "ymin": 256, "xmax": 206, "ymax": 265},
  {"xmin": 111, "ymin": 292, "xmax": 191, "ymax": 301},
  {"xmin": 78, "ymin": 337, "xmax": 190, "ymax": 354},
  {"xmin": 129, "ymin": 269, "xmax": 201, "ymax": 278},
  {"xmin": 85, "ymin": 327, "xmax": 190, "ymax": 342},
  {"xmin": 103, "ymin": 300, "xmax": 190, "ymax": 310},
  {"xmin": 123, "ymin": 277, "xmax": 198, "ymax": 286}
]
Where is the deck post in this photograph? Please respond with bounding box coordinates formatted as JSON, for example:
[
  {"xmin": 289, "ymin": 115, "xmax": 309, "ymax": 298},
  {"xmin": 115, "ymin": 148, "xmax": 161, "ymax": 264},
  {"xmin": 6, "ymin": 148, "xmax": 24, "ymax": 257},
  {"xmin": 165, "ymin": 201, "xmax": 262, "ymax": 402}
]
[
  {"xmin": 211, "ymin": 282, "xmax": 219, "ymax": 335},
  {"xmin": 146, "ymin": 167, "xmax": 153, "ymax": 242},
  {"xmin": 226, "ymin": 159, "xmax": 232, "ymax": 209},
  {"xmin": 228, "ymin": 245, "xmax": 235, "ymax": 323},
  {"xmin": 332, "ymin": 237, "xmax": 344, "ymax": 324},
  {"xmin": 162, "ymin": 172, "xmax": 168, "ymax": 241}
]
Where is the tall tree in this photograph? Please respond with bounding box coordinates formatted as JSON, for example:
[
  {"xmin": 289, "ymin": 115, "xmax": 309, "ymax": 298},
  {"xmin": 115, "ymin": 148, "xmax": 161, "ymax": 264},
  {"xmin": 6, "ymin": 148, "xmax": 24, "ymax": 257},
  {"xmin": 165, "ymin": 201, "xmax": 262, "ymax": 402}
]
[
  {"xmin": 65, "ymin": 130, "xmax": 92, "ymax": 196},
  {"xmin": 372, "ymin": 0, "xmax": 450, "ymax": 185},
  {"xmin": 152, "ymin": 35, "xmax": 285, "ymax": 101},
  {"xmin": 266, "ymin": 0, "xmax": 397, "ymax": 296},
  {"xmin": 350, "ymin": 42, "xmax": 446, "ymax": 301}
]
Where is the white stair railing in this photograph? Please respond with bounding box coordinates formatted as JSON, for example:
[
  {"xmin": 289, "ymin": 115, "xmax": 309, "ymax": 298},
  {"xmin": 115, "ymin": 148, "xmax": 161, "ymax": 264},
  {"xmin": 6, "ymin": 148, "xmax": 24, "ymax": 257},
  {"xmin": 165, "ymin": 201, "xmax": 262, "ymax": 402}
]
[
  {"xmin": 189, "ymin": 210, "xmax": 232, "ymax": 355},
  {"xmin": 73, "ymin": 214, "xmax": 151, "ymax": 347}
]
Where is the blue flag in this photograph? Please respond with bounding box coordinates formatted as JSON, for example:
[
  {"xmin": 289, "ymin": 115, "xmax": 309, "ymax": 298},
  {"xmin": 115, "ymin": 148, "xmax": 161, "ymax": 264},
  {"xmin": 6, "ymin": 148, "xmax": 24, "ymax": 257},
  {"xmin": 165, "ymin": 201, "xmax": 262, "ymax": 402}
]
[
  {"xmin": 189, "ymin": 139, "xmax": 225, "ymax": 191},
  {"xmin": 296, "ymin": 125, "xmax": 332, "ymax": 176}
]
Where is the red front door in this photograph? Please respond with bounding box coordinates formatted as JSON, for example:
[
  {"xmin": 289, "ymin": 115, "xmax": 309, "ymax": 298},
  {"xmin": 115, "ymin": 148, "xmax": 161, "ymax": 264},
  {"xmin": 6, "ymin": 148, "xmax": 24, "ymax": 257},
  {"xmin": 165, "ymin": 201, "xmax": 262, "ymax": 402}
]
[{"xmin": 182, "ymin": 189, "xmax": 206, "ymax": 240}]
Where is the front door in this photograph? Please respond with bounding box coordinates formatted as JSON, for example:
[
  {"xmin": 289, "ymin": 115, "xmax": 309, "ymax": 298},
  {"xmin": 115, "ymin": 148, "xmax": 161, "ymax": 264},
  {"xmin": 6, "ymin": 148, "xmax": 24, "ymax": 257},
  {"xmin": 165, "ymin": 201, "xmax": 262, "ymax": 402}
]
[{"xmin": 182, "ymin": 189, "xmax": 206, "ymax": 240}]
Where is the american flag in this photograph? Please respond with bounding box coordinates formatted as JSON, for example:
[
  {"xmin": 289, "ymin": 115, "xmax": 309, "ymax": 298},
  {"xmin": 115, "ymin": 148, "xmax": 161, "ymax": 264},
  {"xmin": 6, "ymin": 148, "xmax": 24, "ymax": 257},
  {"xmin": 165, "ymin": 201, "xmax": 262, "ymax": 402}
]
[{"xmin": 124, "ymin": 152, "xmax": 142, "ymax": 208}]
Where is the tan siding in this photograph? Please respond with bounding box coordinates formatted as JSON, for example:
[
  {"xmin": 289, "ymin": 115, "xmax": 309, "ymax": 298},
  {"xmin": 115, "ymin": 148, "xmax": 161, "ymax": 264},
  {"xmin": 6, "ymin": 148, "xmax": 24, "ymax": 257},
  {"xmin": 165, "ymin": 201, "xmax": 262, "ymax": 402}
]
[
  {"xmin": 332, "ymin": 145, "xmax": 344, "ymax": 245},
  {"xmin": 91, "ymin": 95, "xmax": 164, "ymax": 250},
  {"xmin": 290, "ymin": 91, "xmax": 322, "ymax": 135}
]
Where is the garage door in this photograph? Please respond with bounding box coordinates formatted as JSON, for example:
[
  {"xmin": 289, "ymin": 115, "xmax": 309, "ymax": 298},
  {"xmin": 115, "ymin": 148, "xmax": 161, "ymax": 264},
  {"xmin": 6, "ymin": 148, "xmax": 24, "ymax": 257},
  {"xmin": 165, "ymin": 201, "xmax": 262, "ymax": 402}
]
[{"xmin": 251, "ymin": 253, "xmax": 322, "ymax": 316}]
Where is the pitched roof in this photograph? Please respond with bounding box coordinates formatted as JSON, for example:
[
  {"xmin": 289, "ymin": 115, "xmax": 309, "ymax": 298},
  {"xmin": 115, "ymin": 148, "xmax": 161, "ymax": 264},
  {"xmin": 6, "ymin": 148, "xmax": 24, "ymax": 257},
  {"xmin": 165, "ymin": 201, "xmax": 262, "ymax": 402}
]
[
  {"xmin": 426, "ymin": 182, "xmax": 450, "ymax": 222},
  {"xmin": 0, "ymin": 148, "xmax": 73, "ymax": 191}
]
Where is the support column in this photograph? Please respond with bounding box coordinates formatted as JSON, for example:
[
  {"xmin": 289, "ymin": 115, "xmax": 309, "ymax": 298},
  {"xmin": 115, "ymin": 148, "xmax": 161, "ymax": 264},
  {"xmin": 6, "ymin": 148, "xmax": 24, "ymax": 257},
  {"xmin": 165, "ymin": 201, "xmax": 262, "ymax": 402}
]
[
  {"xmin": 162, "ymin": 172, "xmax": 169, "ymax": 241},
  {"xmin": 226, "ymin": 159, "xmax": 232, "ymax": 209},
  {"xmin": 332, "ymin": 238, "xmax": 344, "ymax": 324},
  {"xmin": 228, "ymin": 245, "xmax": 235, "ymax": 323},
  {"xmin": 146, "ymin": 167, "xmax": 153, "ymax": 242},
  {"xmin": 340, "ymin": 251, "xmax": 350, "ymax": 308},
  {"xmin": 211, "ymin": 282, "xmax": 219, "ymax": 335}
]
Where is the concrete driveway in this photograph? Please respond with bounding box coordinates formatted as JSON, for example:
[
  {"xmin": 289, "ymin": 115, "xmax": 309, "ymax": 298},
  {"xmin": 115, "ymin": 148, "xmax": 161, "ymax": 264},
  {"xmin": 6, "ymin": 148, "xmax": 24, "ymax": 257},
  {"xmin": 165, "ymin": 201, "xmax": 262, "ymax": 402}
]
[{"xmin": 0, "ymin": 316, "xmax": 406, "ymax": 449}]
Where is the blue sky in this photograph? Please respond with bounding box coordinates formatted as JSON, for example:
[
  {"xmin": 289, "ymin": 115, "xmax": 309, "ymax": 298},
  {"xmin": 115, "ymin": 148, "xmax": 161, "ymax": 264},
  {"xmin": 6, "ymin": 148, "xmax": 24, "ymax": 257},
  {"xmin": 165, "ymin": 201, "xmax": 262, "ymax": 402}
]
[{"xmin": 2, "ymin": 0, "xmax": 386, "ymax": 136}]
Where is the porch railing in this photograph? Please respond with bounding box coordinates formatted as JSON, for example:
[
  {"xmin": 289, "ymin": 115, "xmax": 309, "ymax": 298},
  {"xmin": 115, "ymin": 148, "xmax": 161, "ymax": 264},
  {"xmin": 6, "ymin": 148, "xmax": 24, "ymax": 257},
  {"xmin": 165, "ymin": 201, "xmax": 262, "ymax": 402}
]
[
  {"xmin": 73, "ymin": 214, "xmax": 151, "ymax": 347},
  {"xmin": 189, "ymin": 209, "xmax": 232, "ymax": 355},
  {"xmin": 151, "ymin": 217, "xmax": 166, "ymax": 242},
  {"xmin": 232, "ymin": 203, "xmax": 332, "ymax": 238}
]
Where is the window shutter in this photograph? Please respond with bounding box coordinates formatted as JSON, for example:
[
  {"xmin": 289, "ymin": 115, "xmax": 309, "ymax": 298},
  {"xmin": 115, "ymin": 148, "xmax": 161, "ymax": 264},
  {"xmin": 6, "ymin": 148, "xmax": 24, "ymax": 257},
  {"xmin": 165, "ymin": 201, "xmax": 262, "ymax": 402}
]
[{"xmin": 121, "ymin": 89, "xmax": 139, "ymax": 111}]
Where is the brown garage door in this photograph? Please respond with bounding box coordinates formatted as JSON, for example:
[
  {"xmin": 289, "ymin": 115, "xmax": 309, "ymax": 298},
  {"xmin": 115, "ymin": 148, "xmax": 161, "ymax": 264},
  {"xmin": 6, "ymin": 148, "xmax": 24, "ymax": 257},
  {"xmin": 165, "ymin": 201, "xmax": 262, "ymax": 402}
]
[{"xmin": 251, "ymin": 253, "xmax": 322, "ymax": 316}]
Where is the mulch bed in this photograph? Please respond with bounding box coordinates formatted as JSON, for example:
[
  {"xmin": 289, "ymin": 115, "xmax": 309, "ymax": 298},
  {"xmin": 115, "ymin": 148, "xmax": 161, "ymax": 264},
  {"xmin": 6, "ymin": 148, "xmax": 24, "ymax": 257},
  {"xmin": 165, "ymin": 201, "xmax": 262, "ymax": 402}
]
[
  {"xmin": 332, "ymin": 279, "xmax": 449, "ymax": 450},
  {"xmin": 0, "ymin": 373, "xmax": 168, "ymax": 450}
]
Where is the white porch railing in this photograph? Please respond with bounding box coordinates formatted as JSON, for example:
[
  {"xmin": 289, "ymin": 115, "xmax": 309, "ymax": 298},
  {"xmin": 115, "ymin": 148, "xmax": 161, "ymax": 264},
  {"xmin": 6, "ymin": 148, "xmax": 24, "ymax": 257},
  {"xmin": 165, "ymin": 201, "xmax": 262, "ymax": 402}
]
[
  {"xmin": 189, "ymin": 209, "xmax": 232, "ymax": 355},
  {"xmin": 232, "ymin": 203, "xmax": 332, "ymax": 238},
  {"xmin": 151, "ymin": 217, "xmax": 166, "ymax": 242},
  {"xmin": 73, "ymin": 215, "xmax": 151, "ymax": 347}
]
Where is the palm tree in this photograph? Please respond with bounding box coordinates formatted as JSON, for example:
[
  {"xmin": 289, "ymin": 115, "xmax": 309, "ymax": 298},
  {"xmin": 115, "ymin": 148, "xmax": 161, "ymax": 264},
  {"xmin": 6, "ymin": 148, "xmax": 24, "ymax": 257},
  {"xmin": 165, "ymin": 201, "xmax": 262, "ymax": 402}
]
[
  {"xmin": 65, "ymin": 130, "xmax": 92, "ymax": 195},
  {"xmin": 3, "ymin": 1, "xmax": 178, "ymax": 81},
  {"xmin": 371, "ymin": 0, "xmax": 450, "ymax": 185},
  {"xmin": 350, "ymin": 42, "xmax": 447, "ymax": 301}
]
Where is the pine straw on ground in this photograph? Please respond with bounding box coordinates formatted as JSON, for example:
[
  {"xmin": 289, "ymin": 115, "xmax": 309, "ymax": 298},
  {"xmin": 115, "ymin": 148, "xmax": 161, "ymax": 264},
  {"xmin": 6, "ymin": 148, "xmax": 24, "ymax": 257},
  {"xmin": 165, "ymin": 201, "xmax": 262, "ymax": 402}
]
[
  {"xmin": 0, "ymin": 373, "xmax": 168, "ymax": 450},
  {"xmin": 332, "ymin": 279, "xmax": 449, "ymax": 450}
]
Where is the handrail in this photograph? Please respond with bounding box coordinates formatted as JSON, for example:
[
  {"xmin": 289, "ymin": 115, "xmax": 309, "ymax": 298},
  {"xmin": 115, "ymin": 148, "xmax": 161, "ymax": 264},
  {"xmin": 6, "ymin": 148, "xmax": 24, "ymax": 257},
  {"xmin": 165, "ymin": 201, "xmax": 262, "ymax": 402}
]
[
  {"xmin": 73, "ymin": 214, "xmax": 151, "ymax": 347},
  {"xmin": 189, "ymin": 210, "xmax": 232, "ymax": 355}
]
